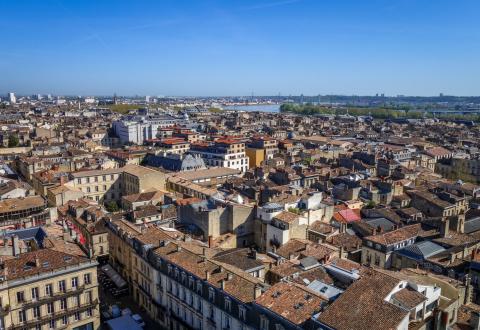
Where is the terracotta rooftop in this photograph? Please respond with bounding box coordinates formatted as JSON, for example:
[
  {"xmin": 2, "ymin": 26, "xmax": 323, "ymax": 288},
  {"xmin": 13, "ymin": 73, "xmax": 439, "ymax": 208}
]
[
  {"xmin": 317, "ymin": 269, "xmax": 408, "ymax": 330},
  {"xmin": 364, "ymin": 223, "xmax": 421, "ymax": 246},
  {"xmin": 255, "ymin": 281, "xmax": 325, "ymax": 325}
]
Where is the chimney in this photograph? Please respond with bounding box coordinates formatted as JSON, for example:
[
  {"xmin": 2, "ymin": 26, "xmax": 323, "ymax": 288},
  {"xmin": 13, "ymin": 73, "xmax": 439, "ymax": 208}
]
[
  {"xmin": 11, "ymin": 235, "xmax": 20, "ymax": 257},
  {"xmin": 205, "ymin": 270, "xmax": 210, "ymax": 281},
  {"xmin": 254, "ymin": 284, "xmax": 262, "ymax": 299},
  {"xmin": 440, "ymin": 218, "xmax": 450, "ymax": 238},
  {"xmin": 450, "ymin": 253, "xmax": 455, "ymax": 264},
  {"xmin": 176, "ymin": 245, "xmax": 182, "ymax": 252},
  {"xmin": 220, "ymin": 279, "xmax": 226, "ymax": 290},
  {"xmin": 339, "ymin": 246, "xmax": 345, "ymax": 259},
  {"xmin": 227, "ymin": 273, "xmax": 233, "ymax": 281},
  {"xmin": 462, "ymin": 245, "xmax": 468, "ymax": 259},
  {"xmin": 208, "ymin": 235, "xmax": 213, "ymax": 248},
  {"xmin": 34, "ymin": 254, "xmax": 41, "ymax": 267}
]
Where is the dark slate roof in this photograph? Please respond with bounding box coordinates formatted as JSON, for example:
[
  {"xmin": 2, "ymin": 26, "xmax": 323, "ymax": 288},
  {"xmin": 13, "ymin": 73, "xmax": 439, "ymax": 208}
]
[
  {"xmin": 4, "ymin": 226, "xmax": 47, "ymax": 246},
  {"xmin": 364, "ymin": 217, "xmax": 396, "ymax": 232},
  {"xmin": 300, "ymin": 256, "xmax": 320, "ymax": 269},
  {"xmin": 395, "ymin": 240, "xmax": 445, "ymax": 261},
  {"xmin": 465, "ymin": 217, "xmax": 480, "ymax": 234}
]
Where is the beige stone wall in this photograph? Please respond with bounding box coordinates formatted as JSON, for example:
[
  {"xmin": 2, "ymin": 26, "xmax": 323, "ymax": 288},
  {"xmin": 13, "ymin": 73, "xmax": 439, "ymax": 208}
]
[{"xmin": 1, "ymin": 263, "xmax": 100, "ymax": 330}]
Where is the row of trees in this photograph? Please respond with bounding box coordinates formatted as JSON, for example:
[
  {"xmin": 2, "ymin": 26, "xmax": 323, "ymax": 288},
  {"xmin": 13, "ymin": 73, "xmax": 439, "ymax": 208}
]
[{"xmin": 280, "ymin": 103, "xmax": 480, "ymax": 121}]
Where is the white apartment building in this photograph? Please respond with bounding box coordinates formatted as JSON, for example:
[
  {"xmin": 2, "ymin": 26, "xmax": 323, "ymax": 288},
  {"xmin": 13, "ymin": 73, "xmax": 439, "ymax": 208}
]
[
  {"xmin": 189, "ymin": 139, "xmax": 249, "ymax": 172},
  {"xmin": 113, "ymin": 115, "xmax": 185, "ymax": 144}
]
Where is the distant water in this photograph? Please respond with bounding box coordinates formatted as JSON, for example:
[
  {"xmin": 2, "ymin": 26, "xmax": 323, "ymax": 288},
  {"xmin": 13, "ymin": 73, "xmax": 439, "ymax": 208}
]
[{"xmin": 223, "ymin": 104, "xmax": 280, "ymax": 113}]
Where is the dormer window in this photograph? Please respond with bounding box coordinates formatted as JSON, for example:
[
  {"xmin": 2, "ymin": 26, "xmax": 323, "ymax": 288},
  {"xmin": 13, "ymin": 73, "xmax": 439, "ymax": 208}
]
[{"xmin": 208, "ymin": 287, "xmax": 215, "ymax": 302}]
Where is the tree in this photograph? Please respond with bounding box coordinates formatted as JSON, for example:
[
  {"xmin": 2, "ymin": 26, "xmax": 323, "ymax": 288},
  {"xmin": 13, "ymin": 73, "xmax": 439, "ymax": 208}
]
[
  {"xmin": 8, "ymin": 135, "xmax": 19, "ymax": 148},
  {"xmin": 364, "ymin": 200, "xmax": 376, "ymax": 209},
  {"xmin": 105, "ymin": 201, "xmax": 120, "ymax": 213}
]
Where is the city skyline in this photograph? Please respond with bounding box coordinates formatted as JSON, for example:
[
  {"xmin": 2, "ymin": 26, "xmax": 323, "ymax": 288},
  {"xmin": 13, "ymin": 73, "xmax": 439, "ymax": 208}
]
[{"xmin": 1, "ymin": 0, "xmax": 479, "ymax": 96}]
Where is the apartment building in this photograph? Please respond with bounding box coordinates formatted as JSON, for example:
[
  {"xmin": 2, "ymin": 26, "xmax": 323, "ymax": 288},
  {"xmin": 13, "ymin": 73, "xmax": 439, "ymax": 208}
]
[
  {"xmin": 189, "ymin": 139, "xmax": 249, "ymax": 172},
  {"xmin": 112, "ymin": 115, "xmax": 185, "ymax": 144},
  {"xmin": 246, "ymin": 136, "xmax": 279, "ymax": 168},
  {"xmin": 156, "ymin": 138, "xmax": 190, "ymax": 155},
  {"xmin": 68, "ymin": 165, "xmax": 167, "ymax": 204},
  {"xmin": 69, "ymin": 168, "xmax": 123, "ymax": 204},
  {"xmin": 0, "ymin": 196, "xmax": 50, "ymax": 229},
  {"xmin": 105, "ymin": 221, "xmax": 269, "ymax": 330},
  {"xmin": 0, "ymin": 248, "xmax": 100, "ymax": 330},
  {"xmin": 361, "ymin": 224, "xmax": 421, "ymax": 269}
]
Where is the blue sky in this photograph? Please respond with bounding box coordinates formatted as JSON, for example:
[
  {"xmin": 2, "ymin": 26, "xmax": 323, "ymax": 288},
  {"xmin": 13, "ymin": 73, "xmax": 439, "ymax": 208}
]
[{"xmin": 1, "ymin": 0, "xmax": 479, "ymax": 96}]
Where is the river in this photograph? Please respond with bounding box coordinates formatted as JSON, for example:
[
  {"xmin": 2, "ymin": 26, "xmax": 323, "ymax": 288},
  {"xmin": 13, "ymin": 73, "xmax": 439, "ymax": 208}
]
[{"xmin": 222, "ymin": 104, "xmax": 280, "ymax": 113}]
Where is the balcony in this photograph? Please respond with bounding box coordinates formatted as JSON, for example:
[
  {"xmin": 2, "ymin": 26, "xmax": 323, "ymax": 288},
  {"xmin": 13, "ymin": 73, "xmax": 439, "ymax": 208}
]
[
  {"xmin": 9, "ymin": 299, "xmax": 98, "ymax": 330},
  {"xmin": 20, "ymin": 285, "xmax": 86, "ymax": 309},
  {"xmin": 0, "ymin": 305, "xmax": 10, "ymax": 316}
]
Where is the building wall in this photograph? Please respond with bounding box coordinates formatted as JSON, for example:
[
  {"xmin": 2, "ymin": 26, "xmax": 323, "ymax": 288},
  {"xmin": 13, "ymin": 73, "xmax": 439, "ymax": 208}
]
[
  {"xmin": 245, "ymin": 148, "xmax": 265, "ymax": 169},
  {"xmin": 1, "ymin": 262, "xmax": 100, "ymax": 330}
]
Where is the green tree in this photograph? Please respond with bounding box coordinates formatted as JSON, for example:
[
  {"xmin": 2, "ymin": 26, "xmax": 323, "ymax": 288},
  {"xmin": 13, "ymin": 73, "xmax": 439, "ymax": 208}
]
[
  {"xmin": 8, "ymin": 135, "xmax": 19, "ymax": 148},
  {"xmin": 105, "ymin": 201, "xmax": 120, "ymax": 213},
  {"xmin": 364, "ymin": 200, "xmax": 376, "ymax": 209}
]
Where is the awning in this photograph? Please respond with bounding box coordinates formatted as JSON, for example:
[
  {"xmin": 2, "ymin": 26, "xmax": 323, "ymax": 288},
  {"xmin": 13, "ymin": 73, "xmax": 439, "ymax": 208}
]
[{"xmin": 101, "ymin": 264, "xmax": 127, "ymax": 288}]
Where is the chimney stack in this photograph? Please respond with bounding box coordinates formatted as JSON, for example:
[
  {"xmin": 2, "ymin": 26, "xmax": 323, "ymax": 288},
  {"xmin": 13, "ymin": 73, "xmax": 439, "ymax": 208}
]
[
  {"xmin": 205, "ymin": 270, "xmax": 210, "ymax": 281},
  {"xmin": 11, "ymin": 235, "xmax": 20, "ymax": 257},
  {"xmin": 220, "ymin": 279, "xmax": 226, "ymax": 290},
  {"xmin": 34, "ymin": 254, "xmax": 41, "ymax": 267},
  {"xmin": 254, "ymin": 284, "xmax": 262, "ymax": 299}
]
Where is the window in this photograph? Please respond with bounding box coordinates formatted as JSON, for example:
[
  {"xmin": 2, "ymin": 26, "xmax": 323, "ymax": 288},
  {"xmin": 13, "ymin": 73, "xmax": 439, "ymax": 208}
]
[
  {"xmin": 60, "ymin": 298, "xmax": 67, "ymax": 310},
  {"xmin": 72, "ymin": 277, "xmax": 78, "ymax": 288},
  {"xmin": 260, "ymin": 316, "xmax": 269, "ymax": 330},
  {"xmin": 84, "ymin": 273, "xmax": 91, "ymax": 285},
  {"xmin": 74, "ymin": 311, "xmax": 81, "ymax": 321},
  {"xmin": 31, "ymin": 287, "xmax": 39, "ymax": 300},
  {"xmin": 238, "ymin": 306, "xmax": 246, "ymax": 321},
  {"xmin": 224, "ymin": 315, "xmax": 231, "ymax": 329},
  {"xmin": 77, "ymin": 178, "xmax": 81, "ymax": 184},
  {"xmin": 45, "ymin": 283, "xmax": 53, "ymax": 296},
  {"xmin": 59, "ymin": 280, "xmax": 66, "ymax": 292},
  {"xmin": 49, "ymin": 319, "xmax": 55, "ymax": 329},
  {"xmin": 208, "ymin": 287, "xmax": 215, "ymax": 302},
  {"xmin": 225, "ymin": 297, "xmax": 231, "ymax": 311},
  {"xmin": 86, "ymin": 291, "xmax": 93, "ymax": 303},
  {"xmin": 47, "ymin": 302, "xmax": 54, "ymax": 314},
  {"xmin": 62, "ymin": 315, "xmax": 68, "ymax": 325},
  {"xmin": 17, "ymin": 291, "xmax": 25, "ymax": 303},
  {"xmin": 86, "ymin": 308, "xmax": 93, "ymax": 317},
  {"xmin": 375, "ymin": 255, "xmax": 380, "ymax": 266},
  {"xmin": 33, "ymin": 306, "xmax": 41, "ymax": 319},
  {"xmin": 18, "ymin": 310, "xmax": 26, "ymax": 323}
]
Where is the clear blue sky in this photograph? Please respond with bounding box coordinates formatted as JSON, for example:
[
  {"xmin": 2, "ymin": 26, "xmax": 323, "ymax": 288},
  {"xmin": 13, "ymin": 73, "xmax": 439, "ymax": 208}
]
[{"xmin": 1, "ymin": 0, "xmax": 479, "ymax": 96}]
